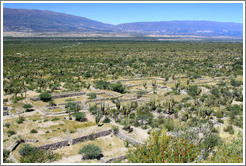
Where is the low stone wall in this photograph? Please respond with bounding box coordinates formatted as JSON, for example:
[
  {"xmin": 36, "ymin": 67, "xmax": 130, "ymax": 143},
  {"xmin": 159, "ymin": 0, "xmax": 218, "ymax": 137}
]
[
  {"xmin": 38, "ymin": 140, "xmax": 69, "ymax": 150},
  {"xmin": 3, "ymin": 111, "xmax": 9, "ymax": 116},
  {"xmin": 37, "ymin": 129, "xmax": 112, "ymax": 150},
  {"xmin": 8, "ymin": 153, "xmax": 18, "ymax": 163},
  {"xmin": 115, "ymin": 132, "xmax": 143, "ymax": 146},
  {"xmin": 8, "ymin": 140, "xmax": 24, "ymax": 151},
  {"xmin": 102, "ymin": 155, "xmax": 127, "ymax": 163},
  {"xmin": 58, "ymin": 101, "xmax": 82, "ymax": 106},
  {"xmin": 23, "ymin": 139, "xmax": 39, "ymax": 143},
  {"xmin": 71, "ymin": 129, "xmax": 112, "ymax": 145},
  {"xmin": 31, "ymin": 92, "xmax": 86, "ymax": 101}
]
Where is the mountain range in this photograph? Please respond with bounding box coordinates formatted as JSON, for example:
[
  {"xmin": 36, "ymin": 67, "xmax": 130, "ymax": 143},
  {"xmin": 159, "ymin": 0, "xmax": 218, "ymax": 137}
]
[{"xmin": 3, "ymin": 8, "xmax": 243, "ymax": 37}]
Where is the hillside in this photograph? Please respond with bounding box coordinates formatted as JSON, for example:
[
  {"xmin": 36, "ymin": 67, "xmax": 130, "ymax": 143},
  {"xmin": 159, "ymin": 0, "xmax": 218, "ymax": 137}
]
[
  {"xmin": 116, "ymin": 21, "xmax": 243, "ymax": 36},
  {"xmin": 3, "ymin": 8, "xmax": 114, "ymax": 33},
  {"xmin": 3, "ymin": 8, "xmax": 243, "ymax": 37}
]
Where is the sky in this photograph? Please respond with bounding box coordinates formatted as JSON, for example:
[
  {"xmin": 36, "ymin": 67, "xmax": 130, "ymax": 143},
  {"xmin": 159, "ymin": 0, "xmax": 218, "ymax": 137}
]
[{"xmin": 3, "ymin": 2, "xmax": 244, "ymax": 24}]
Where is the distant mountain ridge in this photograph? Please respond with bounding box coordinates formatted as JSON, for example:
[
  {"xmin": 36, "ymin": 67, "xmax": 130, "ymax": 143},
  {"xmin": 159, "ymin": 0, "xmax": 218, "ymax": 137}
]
[{"xmin": 3, "ymin": 8, "xmax": 243, "ymax": 37}]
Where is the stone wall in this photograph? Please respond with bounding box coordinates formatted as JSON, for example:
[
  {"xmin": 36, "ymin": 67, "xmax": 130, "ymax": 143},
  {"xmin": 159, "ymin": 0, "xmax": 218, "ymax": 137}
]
[
  {"xmin": 38, "ymin": 140, "xmax": 69, "ymax": 150},
  {"xmin": 71, "ymin": 129, "xmax": 112, "ymax": 145},
  {"xmin": 102, "ymin": 155, "xmax": 127, "ymax": 163},
  {"xmin": 115, "ymin": 132, "xmax": 143, "ymax": 146},
  {"xmin": 31, "ymin": 92, "xmax": 86, "ymax": 101},
  {"xmin": 8, "ymin": 140, "xmax": 23, "ymax": 151},
  {"xmin": 37, "ymin": 129, "xmax": 112, "ymax": 150},
  {"xmin": 3, "ymin": 111, "xmax": 9, "ymax": 116}
]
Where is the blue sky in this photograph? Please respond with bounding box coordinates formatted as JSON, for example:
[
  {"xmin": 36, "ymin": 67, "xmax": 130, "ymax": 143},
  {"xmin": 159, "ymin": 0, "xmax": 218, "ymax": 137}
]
[{"xmin": 3, "ymin": 3, "xmax": 243, "ymax": 24}]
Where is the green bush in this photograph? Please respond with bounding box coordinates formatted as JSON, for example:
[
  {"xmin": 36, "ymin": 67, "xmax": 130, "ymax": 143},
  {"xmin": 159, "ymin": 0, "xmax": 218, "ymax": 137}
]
[
  {"xmin": 137, "ymin": 90, "xmax": 147, "ymax": 98},
  {"xmin": 214, "ymin": 111, "xmax": 223, "ymax": 118},
  {"xmin": 112, "ymin": 125, "xmax": 119, "ymax": 134},
  {"xmin": 202, "ymin": 133, "xmax": 222, "ymax": 159},
  {"xmin": 17, "ymin": 116, "xmax": 25, "ymax": 124},
  {"xmin": 224, "ymin": 125, "xmax": 234, "ymax": 135},
  {"xmin": 94, "ymin": 80, "xmax": 110, "ymax": 90},
  {"xmin": 87, "ymin": 93, "xmax": 97, "ymax": 99},
  {"xmin": 3, "ymin": 149, "xmax": 11, "ymax": 163},
  {"xmin": 51, "ymin": 118, "xmax": 60, "ymax": 121},
  {"xmin": 30, "ymin": 129, "xmax": 38, "ymax": 134},
  {"xmin": 39, "ymin": 92, "xmax": 52, "ymax": 102},
  {"xmin": 217, "ymin": 119, "xmax": 224, "ymax": 124},
  {"xmin": 206, "ymin": 132, "xmax": 243, "ymax": 163},
  {"xmin": 79, "ymin": 144, "xmax": 103, "ymax": 160},
  {"xmin": 109, "ymin": 82, "xmax": 126, "ymax": 94},
  {"xmin": 188, "ymin": 85, "xmax": 200, "ymax": 97},
  {"xmin": 127, "ymin": 129, "xmax": 198, "ymax": 163},
  {"xmin": 23, "ymin": 104, "xmax": 33, "ymax": 112},
  {"xmin": 103, "ymin": 116, "xmax": 111, "ymax": 123},
  {"xmin": 73, "ymin": 112, "xmax": 86, "ymax": 122},
  {"xmin": 4, "ymin": 123, "xmax": 11, "ymax": 128},
  {"xmin": 19, "ymin": 144, "xmax": 57, "ymax": 163},
  {"xmin": 7, "ymin": 130, "xmax": 16, "ymax": 137},
  {"xmin": 88, "ymin": 104, "xmax": 98, "ymax": 114}
]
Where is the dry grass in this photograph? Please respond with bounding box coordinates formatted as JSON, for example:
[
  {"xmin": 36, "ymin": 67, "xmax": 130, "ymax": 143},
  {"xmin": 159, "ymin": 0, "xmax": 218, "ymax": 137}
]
[{"xmin": 53, "ymin": 135, "xmax": 127, "ymax": 159}]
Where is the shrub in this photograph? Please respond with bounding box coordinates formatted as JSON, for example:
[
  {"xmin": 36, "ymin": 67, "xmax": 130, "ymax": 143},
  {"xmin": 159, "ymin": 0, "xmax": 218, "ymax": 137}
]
[
  {"xmin": 94, "ymin": 80, "xmax": 110, "ymax": 90},
  {"xmin": 3, "ymin": 149, "xmax": 11, "ymax": 163},
  {"xmin": 230, "ymin": 78, "xmax": 242, "ymax": 87},
  {"xmin": 23, "ymin": 104, "xmax": 33, "ymax": 112},
  {"xmin": 73, "ymin": 112, "xmax": 86, "ymax": 122},
  {"xmin": 87, "ymin": 93, "xmax": 97, "ymax": 99},
  {"xmin": 217, "ymin": 119, "xmax": 224, "ymax": 124},
  {"xmin": 30, "ymin": 129, "xmax": 38, "ymax": 134},
  {"xmin": 103, "ymin": 116, "xmax": 111, "ymax": 123},
  {"xmin": 188, "ymin": 85, "xmax": 200, "ymax": 97},
  {"xmin": 224, "ymin": 125, "xmax": 234, "ymax": 135},
  {"xmin": 163, "ymin": 118, "xmax": 175, "ymax": 131},
  {"xmin": 19, "ymin": 144, "xmax": 57, "ymax": 163},
  {"xmin": 79, "ymin": 144, "xmax": 103, "ymax": 160},
  {"xmin": 65, "ymin": 102, "xmax": 81, "ymax": 113},
  {"xmin": 127, "ymin": 129, "xmax": 198, "ymax": 163},
  {"xmin": 206, "ymin": 132, "xmax": 243, "ymax": 163},
  {"xmin": 89, "ymin": 104, "xmax": 98, "ymax": 114},
  {"xmin": 4, "ymin": 123, "xmax": 11, "ymax": 128},
  {"xmin": 39, "ymin": 92, "xmax": 51, "ymax": 102},
  {"xmin": 137, "ymin": 90, "xmax": 147, "ymax": 98},
  {"xmin": 17, "ymin": 116, "xmax": 25, "ymax": 124},
  {"xmin": 109, "ymin": 82, "xmax": 126, "ymax": 94},
  {"xmin": 202, "ymin": 133, "xmax": 222, "ymax": 159},
  {"xmin": 214, "ymin": 111, "xmax": 223, "ymax": 118},
  {"xmin": 19, "ymin": 144, "xmax": 36, "ymax": 157},
  {"xmin": 112, "ymin": 125, "xmax": 119, "ymax": 134},
  {"xmin": 51, "ymin": 118, "xmax": 60, "ymax": 121}
]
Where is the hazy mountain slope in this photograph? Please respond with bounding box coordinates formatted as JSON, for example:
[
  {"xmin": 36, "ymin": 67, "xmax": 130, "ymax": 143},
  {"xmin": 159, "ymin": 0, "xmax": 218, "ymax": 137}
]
[
  {"xmin": 3, "ymin": 8, "xmax": 114, "ymax": 32},
  {"xmin": 3, "ymin": 8, "xmax": 243, "ymax": 37},
  {"xmin": 116, "ymin": 21, "xmax": 243, "ymax": 36}
]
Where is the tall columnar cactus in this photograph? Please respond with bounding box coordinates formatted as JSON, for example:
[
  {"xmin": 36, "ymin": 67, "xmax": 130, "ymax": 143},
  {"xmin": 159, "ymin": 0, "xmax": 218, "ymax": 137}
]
[{"xmin": 168, "ymin": 98, "xmax": 174, "ymax": 115}]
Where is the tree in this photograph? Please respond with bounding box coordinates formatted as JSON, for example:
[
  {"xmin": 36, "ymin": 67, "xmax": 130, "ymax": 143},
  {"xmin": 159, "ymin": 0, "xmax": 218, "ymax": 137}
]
[
  {"xmin": 188, "ymin": 85, "xmax": 201, "ymax": 97},
  {"xmin": 23, "ymin": 104, "xmax": 33, "ymax": 112},
  {"xmin": 65, "ymin": 102, "xmax": 81, "ymax": 118},
  {"xmin": 109, "ymin": 82, "xmax": 126, "ymax": 94},
  {"xmin": 127, "ymin": 129, "xmax": 198, "ymax": 163},
  {"xmin": 39, "ymin": 92, "xmax": 51, "ymax": 102},
  {"xmin": 73, "ymin": 112, "xmax": 86, "ymax": 122},
  {"xmin": 79, "ymin": 144, "xmax": 103, "ymax": 160}
]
